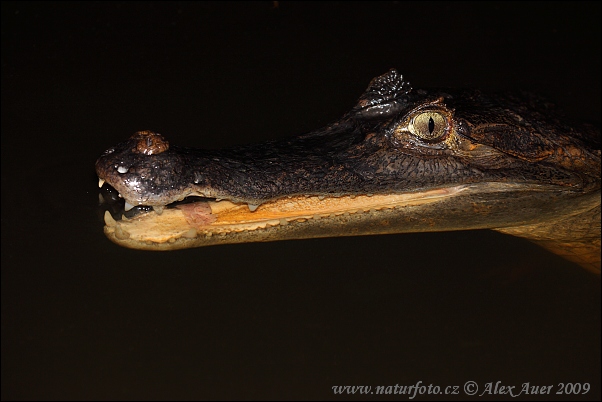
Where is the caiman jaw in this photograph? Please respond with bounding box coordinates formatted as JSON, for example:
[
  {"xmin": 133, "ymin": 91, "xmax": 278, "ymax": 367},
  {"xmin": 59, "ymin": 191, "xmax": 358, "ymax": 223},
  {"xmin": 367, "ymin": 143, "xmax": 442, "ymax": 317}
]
[{"xmin": 100, "ymin": 187, "xmax": 466, "ymax": 249}]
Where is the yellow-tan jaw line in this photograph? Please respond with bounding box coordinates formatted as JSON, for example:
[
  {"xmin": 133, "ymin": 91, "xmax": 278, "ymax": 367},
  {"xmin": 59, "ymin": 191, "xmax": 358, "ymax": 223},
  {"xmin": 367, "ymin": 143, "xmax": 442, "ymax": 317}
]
[{"xmin": 103, "ymin": 187, "xmax": 465, "ymax": 244}]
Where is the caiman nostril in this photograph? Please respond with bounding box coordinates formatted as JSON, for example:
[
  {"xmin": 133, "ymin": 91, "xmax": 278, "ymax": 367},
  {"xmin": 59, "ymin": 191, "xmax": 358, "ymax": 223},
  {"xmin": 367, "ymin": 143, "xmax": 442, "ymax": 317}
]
[{"xmin": 132, "ymin": 130, "xmax": 170, "ymax": 155}]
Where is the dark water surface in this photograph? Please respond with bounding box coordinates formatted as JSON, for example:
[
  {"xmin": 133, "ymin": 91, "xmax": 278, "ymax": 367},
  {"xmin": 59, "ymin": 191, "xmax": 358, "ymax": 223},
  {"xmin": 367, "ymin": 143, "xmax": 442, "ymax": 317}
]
[{"xmin": 2, "ymin": 2, "xmax": 600, "ymax": 400}]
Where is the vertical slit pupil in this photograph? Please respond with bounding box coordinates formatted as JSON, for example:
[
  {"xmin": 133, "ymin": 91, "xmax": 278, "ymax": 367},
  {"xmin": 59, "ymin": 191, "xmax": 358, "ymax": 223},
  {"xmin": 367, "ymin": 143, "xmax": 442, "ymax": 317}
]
[{"xmin": 428, "ymin": 117, "xmax": 435, "ymax": 134}]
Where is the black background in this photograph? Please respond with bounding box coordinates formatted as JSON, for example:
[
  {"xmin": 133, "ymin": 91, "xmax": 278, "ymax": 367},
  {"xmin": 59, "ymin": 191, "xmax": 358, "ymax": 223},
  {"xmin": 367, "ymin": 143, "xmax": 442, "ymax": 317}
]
[{"xmin": 2, "ymin": 2, "xmax": 600, "ymax": 400}]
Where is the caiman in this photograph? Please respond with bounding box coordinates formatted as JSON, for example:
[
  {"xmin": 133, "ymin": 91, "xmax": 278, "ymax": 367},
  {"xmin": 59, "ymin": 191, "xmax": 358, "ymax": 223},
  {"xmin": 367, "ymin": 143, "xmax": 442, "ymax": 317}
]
[{"xmin": 95, "ymin": 70, "xmax": 601, "ymax": 273}]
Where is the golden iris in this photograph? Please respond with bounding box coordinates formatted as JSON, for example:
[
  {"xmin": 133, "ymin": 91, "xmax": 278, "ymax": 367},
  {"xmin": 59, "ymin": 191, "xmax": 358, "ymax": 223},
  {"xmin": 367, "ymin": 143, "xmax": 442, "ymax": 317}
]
[{"xmin": 408, "ymin": 112, "xmax": 447, "ymax": 141}]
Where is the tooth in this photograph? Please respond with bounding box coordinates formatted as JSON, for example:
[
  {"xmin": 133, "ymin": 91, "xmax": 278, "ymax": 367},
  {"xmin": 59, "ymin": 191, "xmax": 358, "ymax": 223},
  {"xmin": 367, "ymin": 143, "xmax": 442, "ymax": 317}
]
[
  {"xmin": 247, "ymin": 204, "xmax": 260, "ymax": 212},
  {"xmin": 118, "ymin": 193, "xmax": 122, "ymax": 198},
  {"xmin": 124, "ymin": 201, "xmax": 135, "ymax": 211},
  {"xmin": 183, "ymin": 228, "xmax": 197, "ymax": 238},
  {"xmin": 114, "ymin": 224, "xmax": 130, "ymax": 240},
  {"xmin": 103, "ymin": 211, "xmax": 116, "ymax": 227},
  {"xmin": 153, "ymin": 205, "xmax": 164, "ymax": 215},
  {"xmin": 98, "ymin": 178, "xmax": 105, "ymax": 188}
]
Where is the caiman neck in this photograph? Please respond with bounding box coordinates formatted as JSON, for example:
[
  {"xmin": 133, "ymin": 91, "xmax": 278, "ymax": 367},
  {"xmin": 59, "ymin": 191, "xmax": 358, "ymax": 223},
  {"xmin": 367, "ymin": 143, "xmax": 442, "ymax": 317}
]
[{"xmin": 495, "ymin": 190, "xmax": 601, "ymax": 274}]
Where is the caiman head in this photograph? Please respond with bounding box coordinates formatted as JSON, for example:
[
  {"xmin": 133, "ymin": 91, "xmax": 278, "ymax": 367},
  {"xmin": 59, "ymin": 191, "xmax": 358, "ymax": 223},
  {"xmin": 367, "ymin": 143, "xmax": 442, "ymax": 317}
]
[{"xmin": 96, "ymin": 70, "xmax": 601, "ymax": 272}]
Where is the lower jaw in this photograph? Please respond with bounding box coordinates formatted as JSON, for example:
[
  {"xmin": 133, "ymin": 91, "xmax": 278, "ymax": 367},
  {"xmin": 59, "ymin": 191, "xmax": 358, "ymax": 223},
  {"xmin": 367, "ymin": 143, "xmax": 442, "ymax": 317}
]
[
  {"xmin": 101, "ymin": 182, "xmax": 583, "ymax": 251},
  {"xmin": 102, "ymin": 186, "xmax": 466, "ymax": 249}
]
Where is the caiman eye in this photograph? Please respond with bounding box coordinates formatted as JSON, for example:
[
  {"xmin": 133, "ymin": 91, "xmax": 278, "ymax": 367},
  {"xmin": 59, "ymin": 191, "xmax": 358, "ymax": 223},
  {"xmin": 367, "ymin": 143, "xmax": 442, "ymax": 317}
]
[{"xmin": 408, "ymin": 111, "xmax": 448, "ymax": 141}]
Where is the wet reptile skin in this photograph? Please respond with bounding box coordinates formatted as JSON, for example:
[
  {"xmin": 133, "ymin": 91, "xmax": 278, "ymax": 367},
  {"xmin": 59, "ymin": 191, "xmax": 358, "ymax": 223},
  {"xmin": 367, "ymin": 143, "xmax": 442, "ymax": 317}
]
[{"xmin": 96, "ymin": 70, "xmax": 601, "ymax": 272}]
